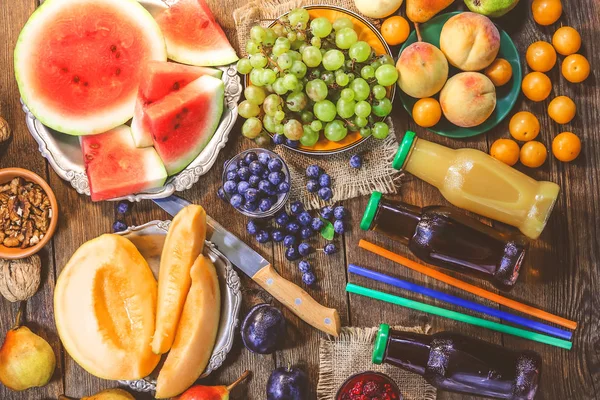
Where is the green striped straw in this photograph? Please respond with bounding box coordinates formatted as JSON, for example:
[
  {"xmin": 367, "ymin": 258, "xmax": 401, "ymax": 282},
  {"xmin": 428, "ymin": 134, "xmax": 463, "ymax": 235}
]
[{"xmin": 347, "ymin": 283, "xmax": 572, "ymax": 350}]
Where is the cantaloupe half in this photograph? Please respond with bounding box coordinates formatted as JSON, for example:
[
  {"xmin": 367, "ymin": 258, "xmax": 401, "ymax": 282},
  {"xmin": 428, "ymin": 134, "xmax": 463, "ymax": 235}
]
[
  {"xmin": 54, "ymin": 234, "xmax": 160, "ymax": 380},
  {"xmin": 155, "ymin": 255, "xmax": 221, "ymax": 398},
  {"xmin": 152, "ymin": 205, "xmax": 207, "ymax": 354}
]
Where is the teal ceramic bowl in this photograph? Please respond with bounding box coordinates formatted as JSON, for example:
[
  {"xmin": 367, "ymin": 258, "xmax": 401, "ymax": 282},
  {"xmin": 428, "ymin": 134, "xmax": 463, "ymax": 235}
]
[{"xmin": 398, "ymin": 11, "xmax": 522, "ymax": 138}]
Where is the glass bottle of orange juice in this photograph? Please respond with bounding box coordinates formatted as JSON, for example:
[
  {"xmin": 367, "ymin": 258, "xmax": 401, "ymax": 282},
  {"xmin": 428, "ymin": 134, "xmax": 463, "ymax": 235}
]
[{"xmin": 392, "ymin": 131, "xmax": 560, "ymax": 239}]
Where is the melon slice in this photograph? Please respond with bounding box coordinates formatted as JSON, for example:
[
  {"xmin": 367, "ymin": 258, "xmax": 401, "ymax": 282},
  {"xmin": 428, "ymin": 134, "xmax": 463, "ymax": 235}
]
[
  {"xmin": 146, "ymin": 75, "xmax": 224, "ymax": 175},
  {"xmin": 82, "ymin": 125, "xmax": 167, "ymax": 201},
  {"xmin": 14, "ymin": 0, "xmax": 167, "ymax": 135},
  {"xmin": 54, "ymin": 234, "xmax": 160, "ymax": 380},
  {"xmin": 155, "ymin": 0, "xmax": 238, "ymax": 66},
  {"xmin": 131, "ymin": 61, "xmax": 222, "ymax": 147},
  {"xmin": 155, "ymin": 255, "xmax": 221, "ymax": 398}
]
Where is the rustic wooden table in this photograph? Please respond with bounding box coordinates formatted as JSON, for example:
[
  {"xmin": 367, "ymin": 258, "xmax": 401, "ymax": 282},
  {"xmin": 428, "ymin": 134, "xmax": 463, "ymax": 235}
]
[{"xmin": 1, "ymin": 0, "xmax": 599, "ymax": 399}]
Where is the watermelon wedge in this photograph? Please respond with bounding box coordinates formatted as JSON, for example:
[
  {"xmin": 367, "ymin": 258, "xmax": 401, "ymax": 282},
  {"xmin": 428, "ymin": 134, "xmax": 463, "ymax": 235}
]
[
  {"xmin": 155, "ymin": 0, "xmax": 238, "ymax": 67},
  {"xmin": 131, "ymin": 61, "xmax": 222, "ymax": 148},
  {"xmin": 14, "ymin": 0, "xmax": 167, "ymax": 136},
  {"xmin": 82, "ymin": 126, "xmax": 168, "ymax": 201},
  {"xmin": 146, "ymin": 75, "xmax": 224, "ymax": 175}
]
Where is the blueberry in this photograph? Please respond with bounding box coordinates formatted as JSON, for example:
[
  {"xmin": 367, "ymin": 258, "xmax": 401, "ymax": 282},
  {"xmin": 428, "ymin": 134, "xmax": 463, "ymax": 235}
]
[
  {"xmin": 319, "ymin": 173, "xmax": 331, "ymax": 187},
  {"xmin": 245, "ymin": 188, "xmax": 260, "ymax": 202},
  {"xmin": 283, "ymin": 235, "xmax": 297, "ymax": 247},
  {"xmin": 290, "ymin": 201, "xmax": 304, "ymax": 215},
  {"xmin": 244, "ymin": 201, "xmax": 259, "ymax": 212},
  {"xmin": 259, "ymin": 197, "xmax": 273, "ymax": 212},
  {"xmin": 217, "ymin": 187, "xmax": 227, "ymax": 201},
  {"xmin": 302, "ymin": 271, "xmax": 316, "ymax": 286},
  {"xmin": 113, "ymin": 220, "xmax": 127, "ymax": 233},
  {"xmin": 249, "ymin": 160, "xmax": 264, "ymax": 175},
  {"xmin": 262, "ymin": 169, "xmax": 270, "ymax": 179},
  {"xmin": 349, "ymin": 154, "xmax": 362, "ymax": 169},
  {"xmin": 247, "ymin": 220, "xmax": 261, "ymax": 235},
  {"xmin": 286, "ymin": 139, "xmax": 299, "ymax": 148},
  {"xmin": 268, "ymin": 171, "xmax": 285, "ymax": 186},
  {"xmin": 258, "ymin": 152, "xmax": 270, "ymax": 165},
  {"xmin": 298, "ymin": 243, "xmax": 312, "ymax": 256},
  {"xmin": 306, "ymin": 164, "xmax": 321, "ymax": 178},
  {"xmin": 248, "ymin": 174, "xmax": 261, "ymax": 188},
  {"xmin": 275, "ymin": 211, "xmax": 290, "ymax": 226},
  {"xmin": 300, "ymin": 227, "xmax": 313, "ymax": 239},
  {"xmin": 273, "ymin": 133, "xmax": 286, "ymax": 145},
  {"xmin": 320, "ymin": 206, "xmax": 334, "ymax": 220},
  {"xmin": 117, "ymin": 201, "xmax": 129, "ymax": 214},
  {"xmin": 324, "ymin": 243, "xmax": 337, "ymax": 255},
  {"xmin": 226, "ymin": 162, "xmax": 238, "ymax": 173},
  {"xmin": 285, "ymin": 246, "xmax": 301, "ymax": 261},
  {"xmin": 306, "ymin": 179, "xmax": 319, "ymax": 193},
  {"xmin": 268, "ymin": 158, "xmax": 283, "ymax": 172},
  {"xmin": 244, "ymin": 151, "xmax": 259, "ymax": 164},
  {"xmin": 259, "ymin": 180, "xmax": 275, "ymax": 195},
  {"xmin": 311, "ymin": 217, "xmax": 324, "ymax": 231},
  {"xmin": 226, "ymin": 170, "xmax": 239, "ymax": 182},
  {"xmin": 238, "ymin": 181, "xmax": 250, "ymax": 194},
  {"xmin": 318, "ymin": 187, "xmax": 333, "ymax": 201},
  {"xmin": 230, "ymin": 194, "xmax": 244, "ymax": 208},
  {"xmin": 334, "ymin": 220, "xmax": 346, "ymax": 234},
  {"xmin": 223, "ymin": 180, "xmax": 238, "ymax": 194},
  {"xmin": 278, "ymin": 181, "xmax": 290, "ymax": 194},
  {"xmin": 297, "ymin": 211, "xmax": 312, "ymax": 226},
  {"xmin": 333, "ymin": 206, "xmax": 347, "ymax": 220},
  {"xmin": 256, "ymin": 230, "xmax": 270, "ymax": 243},
  {"xmin": 298, "ymin": 260, "xmax": 311, "ymax": 272},
  {"xmin": 237, "ymin": 166, "xmax": 251, "ymax": 180},
  {"xmin": 286, "ymin": 222, "xmax": 300, "ymax": 234},
  {"xmin": 237, "ymin": 158, "xmax": 248, "ymax": 168},
  {"xmin": 272, "ymin": 229, "xmax": 284, "ymax": 242}
]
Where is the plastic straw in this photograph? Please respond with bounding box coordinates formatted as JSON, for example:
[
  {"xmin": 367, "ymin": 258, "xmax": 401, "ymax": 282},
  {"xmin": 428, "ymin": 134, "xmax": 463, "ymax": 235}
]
[
  {"xmin": 359, "ymin": 240, "xmax": 578, "ymax": 330},
  {"xmin": 348, "ymin": 264, "xmax": 572, "ymax": 340},
  {"xmin": 346, "ymin": 283, "xmax": 572, "ymax": 350}
]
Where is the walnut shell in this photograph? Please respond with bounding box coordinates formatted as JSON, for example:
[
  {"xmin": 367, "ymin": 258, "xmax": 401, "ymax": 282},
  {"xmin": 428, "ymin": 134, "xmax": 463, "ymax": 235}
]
[
  {"xmin": 0, "ymin": 117, "xmax": 10, "ymax": 143},
  {"xmin": 0, "ymin": 255, "xmax": 41, "ymax": 302}
]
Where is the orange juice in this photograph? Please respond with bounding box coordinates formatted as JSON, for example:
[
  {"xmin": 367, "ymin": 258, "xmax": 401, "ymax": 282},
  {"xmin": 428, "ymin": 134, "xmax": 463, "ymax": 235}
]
[{"xmin": 392, "ymin": 132, "xmax": 560, "ymax": 239}]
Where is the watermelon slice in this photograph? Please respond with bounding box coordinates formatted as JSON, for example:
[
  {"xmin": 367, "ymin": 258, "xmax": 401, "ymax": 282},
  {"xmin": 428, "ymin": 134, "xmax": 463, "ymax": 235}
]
[
  {"xmin": 82, "ymin": 125, "xmax": 168, "ymax": 201},
  {"xmin": 155, "ymin": 0, "xmax": 238, "ymax": 67},
  {"xmin": 14, "ymin": 0, "xmax": 167, "ymax": 136},
  {"xmin": 131, "ymin": 61, "xmax": 222, "ymax": 148},
  {"xmin": 146, "ymin": 75, "xmax": 224, "ymax": 175}
]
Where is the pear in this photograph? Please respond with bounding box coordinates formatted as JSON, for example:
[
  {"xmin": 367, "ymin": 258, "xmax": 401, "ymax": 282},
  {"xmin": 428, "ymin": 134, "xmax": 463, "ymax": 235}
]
[
  {"xmin": 179, "ymin": 370, "xmax": 251, "ymax": 400},
  {"xmin": 464, "ymin": 0, "xmax": 520, "ymax": 17},
  {"xmin": 0, "ymin": 303, "xmax": 56, "ymax": 391},
  {"xmin": 406, "ymin": 0, "xmax": 455, "ymax": 23},
  {"xmin": 58, "ymin": 388, "xmax": 135, "ymax": 400}
]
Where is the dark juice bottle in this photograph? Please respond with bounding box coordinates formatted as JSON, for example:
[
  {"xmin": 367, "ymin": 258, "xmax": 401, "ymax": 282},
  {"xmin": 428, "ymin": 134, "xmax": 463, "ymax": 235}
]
[
  {"xmin": 360, "ymin": 192, "xmax": 528, "ymax": 291},
  {"xmin": 373, "ymin": 324, "xmax": 541, "ymax": 399}
]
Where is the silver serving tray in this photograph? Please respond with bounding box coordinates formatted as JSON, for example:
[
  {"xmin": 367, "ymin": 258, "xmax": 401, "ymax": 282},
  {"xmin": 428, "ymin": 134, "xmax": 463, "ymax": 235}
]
[
  {"xmin": 116, "ymin": 220, "xmax": 242, "ymax": 393},
  {"xmin": 22, "ymin": 0, "xmax": 242, "ymax": 201}
]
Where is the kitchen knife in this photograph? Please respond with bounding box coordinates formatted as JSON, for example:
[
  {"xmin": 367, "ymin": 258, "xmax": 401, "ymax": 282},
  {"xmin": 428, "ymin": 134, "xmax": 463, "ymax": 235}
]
[{"xmin": 153, "ymin": 195, "xmax": 341, "ymax": 337}]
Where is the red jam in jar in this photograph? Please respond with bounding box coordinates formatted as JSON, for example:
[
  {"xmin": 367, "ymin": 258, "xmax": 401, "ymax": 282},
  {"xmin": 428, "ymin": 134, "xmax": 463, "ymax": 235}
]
[{"xmin": 336, "ymin": 371, "xmax": 403, "ymax": 400}]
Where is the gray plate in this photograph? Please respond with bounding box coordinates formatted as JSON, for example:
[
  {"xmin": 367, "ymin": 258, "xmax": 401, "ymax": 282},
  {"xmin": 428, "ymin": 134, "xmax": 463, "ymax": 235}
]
[{"xmin": 116, "ymin": 220, "xmax": 242, "ymax": 393}]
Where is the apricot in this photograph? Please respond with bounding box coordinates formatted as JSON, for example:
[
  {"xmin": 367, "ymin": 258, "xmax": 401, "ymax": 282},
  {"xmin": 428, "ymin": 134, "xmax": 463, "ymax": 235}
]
[
  {"xmin": 396, "ymin": 42, "xmax": 449, "ymax": 98},
  {"xmin": 562, "ymin": 54, "xmax": 590, "ymax": 83},
  {"xmin": 490, "ymin": 138, "xmax": 520, "ymax": 166},
  {"xmin": 522, "ymin": 72, "xmax": 552, "ymax": 102},
  {"xmin": 548, "ymin": 96, "xmax": 576, "ymax": 124},
  {"xmin": 552, "ymin": 27, "xmax": 581, "ymax": 56},
  {"xmin": 509, "ymin": 111, "xmax": 540, "ymax": 142},
  {"xmin": 485, "ymin": 58, "xmax": 513, "ymax": 87},
  {"xmin": 440, "ymin": 72, "xmax": 496, "ymax": 128},
  {"xmin": 532, "ymin": 0, "xmax": 562, "ymax": 26},
  {"xmin": 520, "ymin": 141, "xmax": 548, "ymax": 168},
  {"xmin": 552, "ymin": 132, "xmax": 581, "ymax": 162},
  {"xmin": 412, "ymin": 98, "xmax": 442, "ymax": 128},
  {"xmin": 526, "ymin": 41, "xmax": 557, "ymax": 72}
]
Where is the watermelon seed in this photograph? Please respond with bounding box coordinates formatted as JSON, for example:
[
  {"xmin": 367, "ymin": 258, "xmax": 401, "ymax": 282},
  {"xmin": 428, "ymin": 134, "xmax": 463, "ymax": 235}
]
[
  {"xmin": 61, "ymin": 67, "xmax": 68, "ymax": 73},
  {"xmin": 174, "ymin": 123, "xmax": 180, "ymax": 130},
  {"xmin": 89, "ymin": 143, "xmax": 99, "ymax": 149},
  {"xmin": 83, "ymin": 82, "xmax": 89, "ymax": 87},
  {"xmin": 115, "ymin": 68, "xmax": 121, "ymax": 76},
  {"xmin": 73, "ymin": 75, "xmax": 80, "ymax": 84},
  {"xmin": 85, "ymin": 154, "xmax": 94, "ymax": 161},
  {"xmin": 172, "ymin": 82, "xmax": 180, "ymax": 91},
  {"xmin": 200, "ymin": 20, "xmax": 210, "ymax": 29},
  {"xmin": 115, "ymin": 52, "xmax": 121, "ymax": 59},
  {"xmin": 182, "ymin": 107, "xmax": 189, "ymax": 113},
  {"xmin": 110, "ymin": 44, "xmax": 117, "ymax": 52}
]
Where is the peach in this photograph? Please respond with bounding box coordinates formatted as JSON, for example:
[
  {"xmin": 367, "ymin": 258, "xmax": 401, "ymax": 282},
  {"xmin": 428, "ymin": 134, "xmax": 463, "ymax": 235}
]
[
  {"xmin": 440, "ymin": 72, "xmax": 496, "ymax": 127},
  {"xmin": 440, "ymin": 12, "xmax": 500, "ymax": 71},
  {"xmin": 396, "ymin": 42, "xmax": 449, "ymax": 98}
]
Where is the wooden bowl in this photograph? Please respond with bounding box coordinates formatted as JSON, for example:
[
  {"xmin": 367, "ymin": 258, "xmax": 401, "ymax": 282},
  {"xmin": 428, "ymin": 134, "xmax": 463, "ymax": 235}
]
[{"xmin": 0, "ymin": 168, "xmax": 58, "ymax": 259}]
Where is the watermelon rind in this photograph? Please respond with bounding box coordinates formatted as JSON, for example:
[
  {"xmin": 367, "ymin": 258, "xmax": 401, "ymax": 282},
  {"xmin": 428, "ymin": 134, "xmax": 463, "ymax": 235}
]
[
  {"xmin": 166, "ymin": 44, "xmax": 239, "ymax": 68},
  {"xmin": 14, "ymin": 0, "xmax": 167, "ymax": 136}
]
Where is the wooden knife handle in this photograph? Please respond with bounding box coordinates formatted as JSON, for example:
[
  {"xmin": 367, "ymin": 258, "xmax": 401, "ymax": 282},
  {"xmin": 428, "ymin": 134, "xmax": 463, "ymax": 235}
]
[{"xmin": 254, "ymin": 264, "xmax": 341, "ymax": 336}]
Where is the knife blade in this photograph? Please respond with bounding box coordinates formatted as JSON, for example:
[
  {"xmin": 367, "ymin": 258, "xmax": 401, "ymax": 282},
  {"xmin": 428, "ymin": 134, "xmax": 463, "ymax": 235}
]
[{"xmin": 153, "ymin": 195, "xmax": 341, "ymax": 336}]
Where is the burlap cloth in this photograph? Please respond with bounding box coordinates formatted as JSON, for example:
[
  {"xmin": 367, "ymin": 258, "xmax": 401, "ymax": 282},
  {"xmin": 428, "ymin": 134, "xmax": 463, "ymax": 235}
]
[
  {"xmin": 233, "ymin": 0, "xmax": 401, "ymax": 210},
  {"xmin": 317, "ymin": 326, "xmax": 437, "ymax": 400}
]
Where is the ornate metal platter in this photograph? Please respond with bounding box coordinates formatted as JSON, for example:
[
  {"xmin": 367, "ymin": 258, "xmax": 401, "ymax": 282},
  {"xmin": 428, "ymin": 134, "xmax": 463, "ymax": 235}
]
[{"xmin": 116, "ymin": 220, "xmax": 242, "ymax": 393}]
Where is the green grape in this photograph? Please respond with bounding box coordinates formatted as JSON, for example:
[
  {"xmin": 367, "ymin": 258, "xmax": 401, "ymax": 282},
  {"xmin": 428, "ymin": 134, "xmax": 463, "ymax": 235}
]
[
  {"xmin": 340, "ymin": 88, "xmax": 355, "ymax": 101},
  {"xmin": 273, "ymin": 78, "xmax": 288, "ymax": 95},
  {"xmin": 336, "ymin": 98, "xmax": 356, "ymax": 119},
  {"xmin": 313, "ymin": 100, "xmax": 336, "ymax": 122},
  {"xmin": 354, "ymin": 101, "xmax": 372, "ymax": 118},
  {"xmin": 263, "ymin": 115, "xmax": 279, "ymax": 133},
  {"xmin": 282, "ymin": 74, "xmax": 299, "ymax": 91},
  {"xmin": 370, "ymin": 60, "xmax": 383, "ymax": 70},
  {"xmin": 349, "ymin": 41, "xmax": 371, "ymax": 63},
  {"xmin": 236, "ymin": 58, "xmax": 252, "ymax": 75},
  {"xmin": 239, "ymin": 100, "xmax": 260, "ymax": 118},
  {"xmin": 263, "ymin": 28, "xmax": 277, "ymax": 46},
  {"xmin": 350, "ymin": 78, "xmax": 370, "ymax": 101},
  {"xmin": 306, "ymin": 79, "xmax": 328, "ymax": 102},
  {"xmin": 373, "ymin": 98, "xmax": 392, "ymax": 117},
  {"xmin": 278, "ymin": 53, "xmax": 293, "ymax": 70},
  {"xmin": 249, "ymin": 68, "xmax": 265, "ymax": 86},
  {"xmin": 301, "ymin": 111, "xmax": 314, "ymax": 123},
  {"xmin": 289, "ymin": 8, "xmax": 309, "ymax": 27},
  {"xmin": 261, "ymin": 69, "xmax": 277, "ymax": 85},
  {"xmin": 354, "ymin": 115, "xmax": 368, "ymax": 128},
  {"xmin": 275, "ymin": 124, "xmax": 284, "ymax": 134},
  {"xmin": 290, "ymin": 60, "xmax": 307, "ymax": 79},
  {"xmin": 336, "ymin": 73, "xmax": 349, "ymax": 87},
  {"xmin": 263, "ymin": 94, "xmax": 282, "ymax": 116},
  {"xmin": 309, "ymin": 68, "xmax": 323, "ymax": 80},
  {"xmin": 276, "ymin": 37, "xmax": 291, "ymax": 48},
  {"xmin": 311, "ymin": 36, "xmax": 322, "ymax": 48},
  {"xmin": 324, "ymin": 120, "xmax": 348, "ymax": 141},
  {"xmin": 375, "ymin": 64, "xmax": 399, "ymax": 86},
  {"xmin": 345, "ymin": 59, "xmax": 354, "ymax": 70},
  {"xmin": 299, "ymin": 43, "xmax": 309, "ymax": 54},
  {"xmin": 322, "ymin": 50, "xmax": 345, "ymax": 71},
  {"xmin": 372, "ymin": 85, "xmax": 387, "ymax": 100},
  {"xmin": 250, "ymin": 54, "xmax": 268, "ymax": 69},
  {"xmin": 378, "ymin": 54, "xmax": 395, "ymax": 66},
  {"xmin": 347, "ymin": 72, "xmax": 356, "ymax": 83},
  {"xmin": 287, "ymin": 92, "xmax": 308, "ymax": 112},
  {"xmin": 321, "ymin": 72, "xmax": 335, "ymax": 85},
  {"xmin": 372, "ymin": 122, "xmax": 389, "ymax": 139},
  {"xmin": 360, "ymin": 65, "xmax": 375, "ymax": 80},
  {"xmin": 302, "ymin": 46, "xmax": 323, "ymax": 68},
  {"xmin": 320, "ymin": 48, "xmax": 327, "ymax": 56},
  {"xmin": 246, "ymin": 40, "xmax": 260, "ymax": 55},
  {"xmin": 250, "ymin": 25, "xmax": 267, "ymax": 43},
  {"xmin": 335, "ymin": 28, "xmax": 358, "ymax": 50},
  {"xmin": 264, "ymin": 84, "xmax": 274, "ymax": 93},
  {"xmin": 348, "ymin": 121, "xmax": 360, "ymax": 132},
  {"xmin": 244, "ymin": 85, "xmax": 266, "ymax": 105},
  {"xmin": 310, "ymin": 17, "xmax": 333, "ymax": 38},
  {"xmin": 297, "ymin": 32, "xmax": 307, "ymax": 41},
  {"xmin": 255, "ymin": 132, "xmax": 271, "ymax": 147},
  {"xmin": 288, "ymin": 50, "xmax": 302, "ymax": 62},
  {"xmin": 359, "ymin": 127, "xmax": 372, "ymax": 137},
  {"xmin": 283, "ymin": 119, "xmax": 303, "ymax": 140},
  {"xmin": 296, "ymin": 81, "xmax": 304, "ymax": 93},
  {"xmin": 242, "ymin": 117, "xmax": 263, "ymax": 139},
  {"xmin": 310, "ymin": 120, "xmax": 323, "ymax": 131},
  {"xmin": 332, "ymin": 17, "xmax": 353, "ymax": 31},
  {"xmin": 287, "ymin": 31, "xmax": 297, "ymax": 42},
  {"xmin": 273, "ymin": 44, "xmax": 288, "ymax": 57},
  {"xmin": 300, "ymin": 125, "xmax": 320, "ymax": 146},
  {"xmin": 291, "ymin": 40, "xmax": 304, "ymax": 50},
  {"xmin": 274, "ymin": 110, "xmax": 286, "ymax": 121},
  {"xmin": 297, "ymin": 8, "xmax": 310, "ymax": 23},
  {"xmin": 273, "ymin": 24, "xmax": 286, "ymax": 37}
]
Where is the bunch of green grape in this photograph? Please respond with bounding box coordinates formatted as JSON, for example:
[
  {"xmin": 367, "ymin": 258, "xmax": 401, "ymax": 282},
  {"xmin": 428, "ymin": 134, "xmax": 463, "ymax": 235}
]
[{"xmin": 236, "ymin": 7, "xmax": 399, "ymax": 148}]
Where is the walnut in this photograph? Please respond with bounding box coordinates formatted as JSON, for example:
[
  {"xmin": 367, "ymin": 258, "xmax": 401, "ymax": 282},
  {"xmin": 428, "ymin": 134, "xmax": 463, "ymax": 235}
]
[
  {"xmin": 0, "ymin": 117, "xmax": 10, "ymax": 144},
  {"xmin": 0, "ymin": 255, "xmax": 41, "ymax": 302}
]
